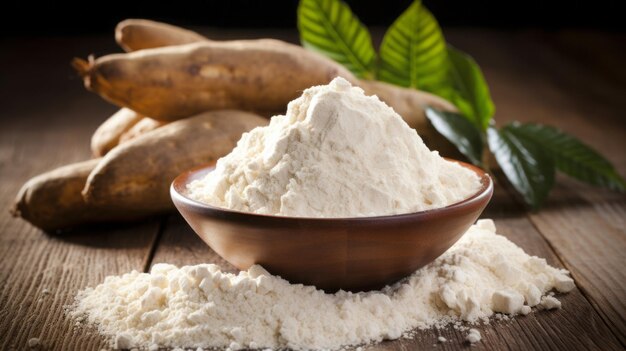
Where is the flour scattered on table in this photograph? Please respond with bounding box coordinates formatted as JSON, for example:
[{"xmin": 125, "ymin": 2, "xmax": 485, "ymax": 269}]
[
  {"xmin": 27, "ymin": 338, "xmax": 40, "ymax": 348},
  {"xmin": 539, "ymin": 295, "xmax": 562, "ymax": 310},
  {"xmin": 187, "ymin": 77, "xmax": 481, "ymax": 218},
  {"xmin": 69, "ymin": 219, "xmax": 574, "ymax": 350},
  {"xmin": 465, "ymin": 329, "xmax": 481, "ymax": 344}
]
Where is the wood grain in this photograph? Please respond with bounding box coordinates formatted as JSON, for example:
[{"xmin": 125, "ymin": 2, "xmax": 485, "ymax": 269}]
[
  {"xmin": 149, "ymin": 214, "xmax": 237, "ymax": 272},
  {"xmin": 1, "ymin": 29, "xmax": 625, "ymax": 350},
  {"xmin": 0, "ymin": 152, "xmax": 161, "ymax": 350},
  {"xmin": 148, "ymin": 181, "xmax": 622, "ymax": 350},
  {"xmin": 447, "ymin": 29, "xmax": 626, "ymax": 344},
  {"xmin": 517, "ymin": 33, "xmax": 626, "ymax": 344},
  {"xmin": 0, "ymin": 36, "xmax": 161, "ymax": 350}
]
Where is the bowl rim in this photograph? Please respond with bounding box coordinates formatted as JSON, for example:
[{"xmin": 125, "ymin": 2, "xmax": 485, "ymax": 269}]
[{"xmin": 170, "ymin": 158, "xmax": 493, "ymax": 223}]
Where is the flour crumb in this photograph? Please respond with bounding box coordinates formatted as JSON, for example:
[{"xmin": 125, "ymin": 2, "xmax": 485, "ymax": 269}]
[
  {"xmin": 465, "ymin": 329, "xmax": 481, "ymax": 344},
  {"xmin": 437, "ymin": 336, "xmax": 447, "ymax": 343},
  {"xmin": 554, "ymin": 274, "xmax": 575, "ymax": 293},
  {"xmin": 494, "ymin": 313, "xmax": 511, "ymax": 321},
  {"xmin": 114, "ymin": 333, "xmax": 132, "ymax": 349},
  {"xmin": 492, "ymin": 290, "xmax": 524, "ymax": 314},
  {"xmin": 520, "ymin": 305, "xmax": 532, "ymax": 315},
  {"xmin": 187, "ymin": 77, "xmax": 481, "ymax": 218},
  {"xmin": 69, "ymin": 221, "xmax": 573, "ymax": 350},
  {"xmin": 27, "ymin": 338, "xmax": 40, "ymax": 348},
  {"xmin": 540, "ymin": 296, "xmax": 562, "ymax": 310},
  {"xmin": 475, "ymin": 219, "xmax": 496, "ymax": 232}
]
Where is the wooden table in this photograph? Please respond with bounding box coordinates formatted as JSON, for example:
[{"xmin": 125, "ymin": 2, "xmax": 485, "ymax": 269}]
[{"xmin": 1, "ymin": 29, "xmax": 625, "ymax": 350}]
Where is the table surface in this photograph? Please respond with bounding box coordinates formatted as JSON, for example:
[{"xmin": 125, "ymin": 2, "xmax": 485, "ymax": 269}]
[{"xmin": 0, "ymin": 28, "xmax": 625, "ymax": 351}]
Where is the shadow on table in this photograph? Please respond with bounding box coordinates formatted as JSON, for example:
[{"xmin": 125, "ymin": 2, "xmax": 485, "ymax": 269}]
[
  {"xmin": 46, "ymin": 217, "xmax": 164, "ymax": 249},
  {"xmin": 485, "ymin": 172, "xmax": 597, "ymax": 219}
]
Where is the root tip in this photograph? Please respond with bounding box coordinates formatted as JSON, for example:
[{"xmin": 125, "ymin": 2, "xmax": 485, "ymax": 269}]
[{"xmin": 71, "ymin": 55, "xmax": 94, "ymax": 77}]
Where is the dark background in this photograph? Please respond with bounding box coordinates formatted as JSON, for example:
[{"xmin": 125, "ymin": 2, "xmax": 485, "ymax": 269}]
[{"xmin": 1, "ymin": 0, "xmax": 624, "ymax": 36}]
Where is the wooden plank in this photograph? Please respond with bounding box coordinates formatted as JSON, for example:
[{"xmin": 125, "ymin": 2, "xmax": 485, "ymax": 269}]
[
  {"xmin": 1, "ymin": 29, "xmax": 623, "ymax": 350},
  {"xmin": 150, "ymin": 214, "xmax": 236, "ymax": 273},
  {"xmin": 0, "ymin": 36, "xmax": 160, "ymax": 350},
  {"xmin": 148, "ymin": 180, "xmax": 622, "ymax": 350},
  {"xmin": 483, "ymin": 183, "xmax": 623, "ymax": 351},
  {"xmin": 146, "ymin": 28, "xmax": 624, "ymax": 351},
  {"xmin": 0, "ymin": 218, "xmax": 161, "ymax": 350},
  {"xmin": 445, "ymin": 29, "xmax": 626, "ymax": 344},
  {"xmin": 527, "ymin": 184, "xmax": 626, "ymax": 343}
]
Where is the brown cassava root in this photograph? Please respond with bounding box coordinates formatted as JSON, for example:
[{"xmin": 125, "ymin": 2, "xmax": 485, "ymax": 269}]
[
  {"xmin": 11, "ymin": 159, "xmax": 148, "ymax": 231},
  {"xmin": 90, "ymin": 108, "xmax": 143, "ymax": 157},
  {"xmin": 116, "ymin": 18, "xmax": 209, "ymax": 52},
  {"xmin": 74, "ymin": 40, "xmax": 357, "ymax": 121},
  {"xmin": 108, "ymin": 19, "xmax": 459, "ymax": 146},
  {"xmin": 82, "ymin": 110, "xmax": 267, "ymax": 213}
]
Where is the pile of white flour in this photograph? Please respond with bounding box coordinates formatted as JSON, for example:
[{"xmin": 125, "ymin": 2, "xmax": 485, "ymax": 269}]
[
  {"xmin": 70, "ymin": 220, "xmax": 575, "ymax": 350},
  {"xmin": 187, "ymin": 77, "xmax": 481, "ymax": 217}
]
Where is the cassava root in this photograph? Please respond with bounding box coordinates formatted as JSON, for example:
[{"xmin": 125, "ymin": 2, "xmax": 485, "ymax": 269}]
[
  {"xmin": 79, "ymin": 21, "xmax": 457, "ymax": 143},
  {"xmin": 82, "ymin": 110, "xmax": 267, "ymax": 213},
  {"xmin": 116, "ymin": 19, "xmax": 209, "ymax": 52},
  {"xmin": 11, "ymin": 159, "xmax": 148, "ymax": 231},
  {"xmin": 74, "ymin": 40, "xmax": 357, "ymax": 120},
  {"xmin": 90, "ymin": 108, "xmax": 143, "ymax": 157}
]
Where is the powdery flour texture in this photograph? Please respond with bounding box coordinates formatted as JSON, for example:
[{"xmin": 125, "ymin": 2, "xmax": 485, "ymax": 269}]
[
  {"xmin": 70, "ymin": 220, "xmax": 575, "ymax": 350},
  {"xmin": 187, "ymin": 77, "xmax": 481, "ymax": 217}
]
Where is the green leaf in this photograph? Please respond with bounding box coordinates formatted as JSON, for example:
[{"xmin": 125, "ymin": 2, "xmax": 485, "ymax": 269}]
[
  {"xmin": 444, "ymin": 46, "xmax": 495, "ymax": 131},
  {"xmin": 488, "ymin": 126, "xmax": 555, "ymax": 209},
  {"xmin": 425, "ymin": 107, "xmax": 484, "ymax": 166},
  {"xmin": 378, "ymin": 0, "xmax": 448, "ymax": 91},
  {"xmin": 298, "ymin": 0, "xmax": 376, "ymax": 78},
  {"xmin": 506, "ymin": 122, "xmax": 626, "ymax": 191}
]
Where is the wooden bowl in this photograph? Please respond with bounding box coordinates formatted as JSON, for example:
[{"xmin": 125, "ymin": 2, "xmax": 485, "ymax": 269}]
[{"xmin": 171, "ymin": 160, "xmax": 493, "ymax": 292}]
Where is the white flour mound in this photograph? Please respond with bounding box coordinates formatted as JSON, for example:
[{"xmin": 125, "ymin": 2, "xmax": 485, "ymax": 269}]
[
  {"xmin": 187, "ymin": 77, "xmax": 481, "ymax": 217},
  {"xmin": 70, "ymin": 219, "xmax": 575, "ymax": 350}
]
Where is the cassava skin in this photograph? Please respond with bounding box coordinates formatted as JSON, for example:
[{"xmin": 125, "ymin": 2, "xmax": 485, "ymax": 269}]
[
  {"xmin": 11, "ymin": 159, "xmax": 147, "ymax": 232},
  {"xmin": 89, "ymin": 19, "xmax": 458, "ymax": 149},
  {"xmin": 91, "ymin": 108, "xmax": 143, "ymax": 157},
  {"xmin": 118, "ymin": 117, "xmax": 169, "ymax": 143},
  {"xmin": 82, "ymin": 110, "xmax": 267, "ymax": 212},
  {"xmin": 80, "ymin": 21, "xmax": 457, "ymax": 135},
  {"xmin": 116, "ymin": 19, "xmax": 209, "ymax": 52},
  {"xmin": 74, "ymin": 40, "xmax": 358, "ymax": 121}
]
